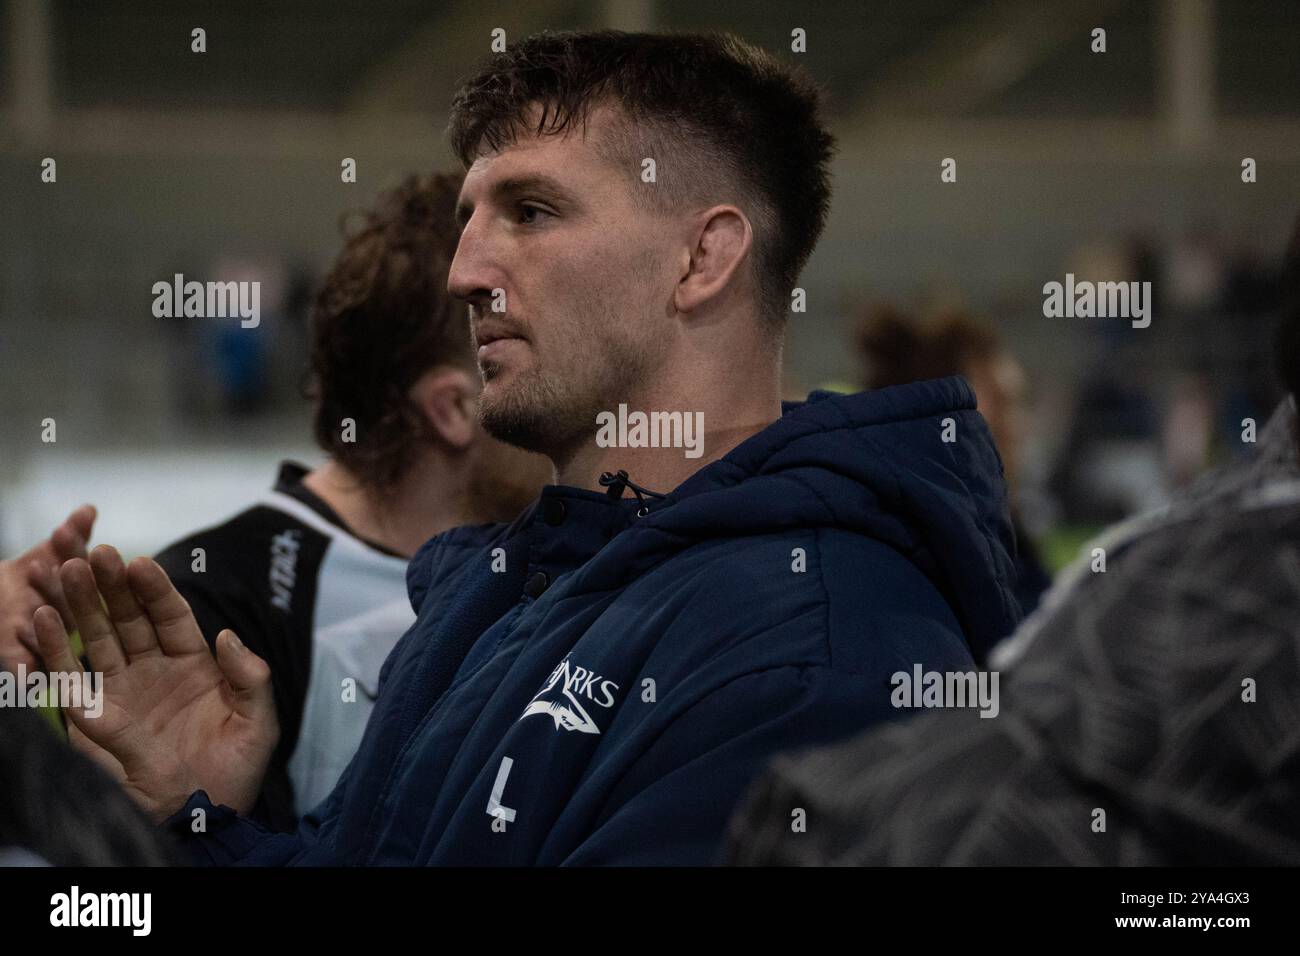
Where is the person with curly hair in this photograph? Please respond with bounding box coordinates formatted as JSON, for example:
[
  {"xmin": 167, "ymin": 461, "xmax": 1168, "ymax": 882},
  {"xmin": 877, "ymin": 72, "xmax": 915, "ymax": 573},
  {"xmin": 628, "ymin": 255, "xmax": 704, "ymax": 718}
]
[{"xmin": 144, "ymin": 172, "xmax": 551, "ymax": 829}]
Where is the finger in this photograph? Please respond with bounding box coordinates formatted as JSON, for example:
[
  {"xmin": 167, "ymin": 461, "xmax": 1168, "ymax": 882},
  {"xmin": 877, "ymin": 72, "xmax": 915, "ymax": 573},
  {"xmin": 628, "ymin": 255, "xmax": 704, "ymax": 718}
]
[
  {"xmin": 16, "ymin": 504, "xmax": 91, "ymax": 569},
  {"xmin": 69, "ymin": 504, "xmax": 97, "ymax": 543},
  {"xmin": 215, "ymin": 630, "xmax": 277, "ymax": 729},
  {"xmin": 89, "ymin": 545, "xmax": 160, "ymax": 660},
  {"xmin": 33, "ymin": 604, "xmax": 83, "ymax": 676},
  {"xmin": 50, "ymin": 504, "xmax": 97, "ymax": 562},
  {"xmin": 13, "ymin": 616, "xmax": 41, "ymax": 658},
  {"xmin": 35, "ymin": 607, "xmax": 151, "ymax": 779},
  {"xmin": 0, "ymin": 644, "xmax": 40, "ymax": 674},
  {"xmin": 59, "ymin": 558, "xmax": 127, "ymax": 676},
  {"xmin": 27, "ymin": 560, "xmax": 76, "ymax": 633},
  {"xmin": 126, "ymin": 557, "xmax": 207, "ymax": 656}
]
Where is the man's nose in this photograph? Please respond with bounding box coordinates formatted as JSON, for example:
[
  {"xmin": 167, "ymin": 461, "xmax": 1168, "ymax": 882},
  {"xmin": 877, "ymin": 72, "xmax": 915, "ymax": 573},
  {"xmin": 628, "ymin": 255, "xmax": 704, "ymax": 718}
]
[{"xmin": 447, "ymin": 213, "xmax": 501, "ymax": 309}]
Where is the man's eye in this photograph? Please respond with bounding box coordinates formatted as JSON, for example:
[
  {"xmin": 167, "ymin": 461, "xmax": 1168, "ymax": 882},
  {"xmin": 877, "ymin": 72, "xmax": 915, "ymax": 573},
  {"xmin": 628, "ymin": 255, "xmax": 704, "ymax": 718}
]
[{"xmin": 518, "ymin": 203, "xmax": 553, "ymax": 225}]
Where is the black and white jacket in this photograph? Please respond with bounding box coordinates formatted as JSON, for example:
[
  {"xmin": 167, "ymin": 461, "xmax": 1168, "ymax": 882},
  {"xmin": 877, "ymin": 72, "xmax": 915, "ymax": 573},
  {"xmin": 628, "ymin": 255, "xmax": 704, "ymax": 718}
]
[{"xmin": 155, "ymin": 462, "xmax": 412, "ymax": 830}]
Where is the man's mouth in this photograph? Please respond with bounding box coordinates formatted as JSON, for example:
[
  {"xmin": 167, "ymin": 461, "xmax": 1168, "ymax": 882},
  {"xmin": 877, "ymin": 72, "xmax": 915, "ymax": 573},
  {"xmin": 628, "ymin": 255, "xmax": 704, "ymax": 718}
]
[{"xmin": 474, "ymin": 323, "xmax": 529, "ymax": 363}]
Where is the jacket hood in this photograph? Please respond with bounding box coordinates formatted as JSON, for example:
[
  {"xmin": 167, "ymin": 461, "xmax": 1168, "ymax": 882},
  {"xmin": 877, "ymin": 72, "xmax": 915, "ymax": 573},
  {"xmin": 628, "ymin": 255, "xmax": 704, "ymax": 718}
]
[
  {"xmin": 644, "ymin": 376, "xmax": 1021, "ymax": 659},
  {"xmin": 413, "ymin": 376, "xmax": 1021, "ymax": 661}
]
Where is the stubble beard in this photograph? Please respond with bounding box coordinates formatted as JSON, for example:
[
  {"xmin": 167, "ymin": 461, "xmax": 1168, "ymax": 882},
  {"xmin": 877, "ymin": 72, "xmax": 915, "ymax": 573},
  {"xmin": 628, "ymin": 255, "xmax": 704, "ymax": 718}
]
[{"xmin": 478, "ymin": 331, "xmax": 664, "ymax": 467}]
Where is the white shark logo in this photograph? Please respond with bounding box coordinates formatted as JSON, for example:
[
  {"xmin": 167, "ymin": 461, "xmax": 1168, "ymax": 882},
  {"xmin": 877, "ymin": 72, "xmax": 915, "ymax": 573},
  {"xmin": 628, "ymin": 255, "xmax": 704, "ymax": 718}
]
[
  {"xmin": 521, "ymin": 697, "xmax": 601, "ymax": 734},
  {"xmin": 520, "ymin": 657, "xmax": 619, "ymax": 735}
]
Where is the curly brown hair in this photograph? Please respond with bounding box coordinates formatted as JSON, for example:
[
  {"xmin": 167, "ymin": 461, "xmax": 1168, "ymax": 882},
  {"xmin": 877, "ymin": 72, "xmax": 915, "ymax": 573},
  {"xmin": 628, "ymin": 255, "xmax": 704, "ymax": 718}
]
[{"xmin": 306, "ymin": 171, "xmax": 473, "ymax": 492}]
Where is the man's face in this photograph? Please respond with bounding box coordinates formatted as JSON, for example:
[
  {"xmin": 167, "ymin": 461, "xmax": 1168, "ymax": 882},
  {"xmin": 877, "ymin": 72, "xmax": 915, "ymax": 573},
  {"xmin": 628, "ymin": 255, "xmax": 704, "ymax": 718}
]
[{"xmin": 449, "ymin": 105, "xmax": 677, "ymax": 462}]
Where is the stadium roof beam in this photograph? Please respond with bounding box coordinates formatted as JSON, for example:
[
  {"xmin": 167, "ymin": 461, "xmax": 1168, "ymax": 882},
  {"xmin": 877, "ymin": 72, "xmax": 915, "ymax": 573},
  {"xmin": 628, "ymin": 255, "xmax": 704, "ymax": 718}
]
[
  {"xmin": 5, "ymin": 0, "xmax": 54, "ymax": 149},
  {"xmin": 601, "ymin": 0, "xmax": 656, "ymax": 32},
  {"xmin": 1159, "ymin": 0, "xmax": 1216, "ymax": 152},
  {"xmin": 341, "ymin": 0, "xmax": 575, "ymax": 117},
  {"xmin": 0, "ymin": 105, "xmax": 442, "ymax": 159},
  {"xmin": 845, "ymin": 0, "xmax": 1127, "ymax": 120}
]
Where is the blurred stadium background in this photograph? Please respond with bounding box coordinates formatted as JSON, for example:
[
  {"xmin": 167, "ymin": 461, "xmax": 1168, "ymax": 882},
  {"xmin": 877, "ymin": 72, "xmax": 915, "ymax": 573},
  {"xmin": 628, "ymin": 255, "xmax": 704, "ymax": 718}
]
[{"xmin": 1, "ymin": 0, "xmax": 1297, "ymax": 565}]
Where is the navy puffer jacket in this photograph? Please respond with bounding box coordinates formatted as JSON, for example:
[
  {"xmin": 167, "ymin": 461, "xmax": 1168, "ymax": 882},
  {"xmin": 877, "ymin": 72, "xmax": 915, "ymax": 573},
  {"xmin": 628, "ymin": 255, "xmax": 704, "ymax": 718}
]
[{"xmin": 171, "ymin": 378, "xmax": 1020, "ymax": 865}]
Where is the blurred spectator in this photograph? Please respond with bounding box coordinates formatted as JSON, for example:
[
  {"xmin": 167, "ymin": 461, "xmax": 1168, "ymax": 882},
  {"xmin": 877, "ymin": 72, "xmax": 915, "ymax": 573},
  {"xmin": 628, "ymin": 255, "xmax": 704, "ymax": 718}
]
[
  {"xmin": 857, "ymin": 307, "xmax": 1051, "ymax": 615},
  {"xmin": 1162, "ymin": 368, "xmax": 1216, "ymax": 489},
  {"xmin": 209, "ymin": 256, "xmax": 285, "ymax": 417}
]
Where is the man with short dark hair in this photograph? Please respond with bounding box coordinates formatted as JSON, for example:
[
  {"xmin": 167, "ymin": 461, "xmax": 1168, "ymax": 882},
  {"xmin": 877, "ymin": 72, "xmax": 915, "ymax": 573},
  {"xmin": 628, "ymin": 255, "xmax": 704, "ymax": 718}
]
[{"xmin": 39, "ymin": 31, "xmax": 1020, "ymax": 865}]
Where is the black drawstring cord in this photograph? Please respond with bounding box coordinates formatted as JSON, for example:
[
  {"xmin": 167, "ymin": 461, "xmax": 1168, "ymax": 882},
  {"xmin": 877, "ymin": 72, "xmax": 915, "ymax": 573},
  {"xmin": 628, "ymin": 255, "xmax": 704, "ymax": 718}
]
[{"xmin": 599, "ymin": 469, "xmax": 667, "ymax": 517}]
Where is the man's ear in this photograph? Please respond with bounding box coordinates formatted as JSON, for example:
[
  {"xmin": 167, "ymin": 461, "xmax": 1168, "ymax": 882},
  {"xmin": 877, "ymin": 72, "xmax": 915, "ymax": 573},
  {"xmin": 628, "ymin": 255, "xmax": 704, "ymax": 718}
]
[
  {"xmin": 409, "ymin": 365, "xmax": 478, "ymax": 451},
  {"xmin": 673, "ymin": 204, "xmax": 753, "ymax": 315}
]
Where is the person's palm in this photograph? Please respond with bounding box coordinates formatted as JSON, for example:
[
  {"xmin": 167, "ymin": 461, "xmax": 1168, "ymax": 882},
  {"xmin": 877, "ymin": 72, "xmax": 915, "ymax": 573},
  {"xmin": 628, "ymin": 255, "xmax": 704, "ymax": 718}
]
[{"xmin": 36, "ymin": 546, "xmax": 278, "ymax": 822}]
